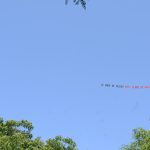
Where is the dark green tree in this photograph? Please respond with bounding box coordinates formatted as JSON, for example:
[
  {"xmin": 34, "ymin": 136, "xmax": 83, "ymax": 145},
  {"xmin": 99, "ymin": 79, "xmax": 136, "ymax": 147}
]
[
  {"xmin": 0, "ymin": 117, "xmax": 78, "ymax": 150},
  {"xmin": 121, "ymin": 128, "xmax": 150, "ymax": 150}
]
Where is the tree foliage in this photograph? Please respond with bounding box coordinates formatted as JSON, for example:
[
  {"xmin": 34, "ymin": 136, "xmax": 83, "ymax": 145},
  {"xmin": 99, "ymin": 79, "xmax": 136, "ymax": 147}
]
[
  {"xmin": 0, "ymin": 117, "xmax": 78, "ymax": 150},
  {"xmin": 65, "ymin": 0, "xmax": 86, "ymax": 9},
  {"xmin": 121, "ymin": 128, "xmax": 150, "ymax": 150}
]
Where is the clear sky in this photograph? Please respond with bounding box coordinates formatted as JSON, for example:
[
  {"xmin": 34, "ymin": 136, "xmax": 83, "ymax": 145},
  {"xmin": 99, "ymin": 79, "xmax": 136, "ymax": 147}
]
[{"xmin": 0, "ymin": 0, "xmax": 150, "ymax": 149}]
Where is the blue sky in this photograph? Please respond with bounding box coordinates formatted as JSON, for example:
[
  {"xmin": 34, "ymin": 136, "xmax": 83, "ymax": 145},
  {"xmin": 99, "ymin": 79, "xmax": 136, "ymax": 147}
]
[{"xmin": 0, "ymin": 0, "xmax": 150, "ymax": 149}]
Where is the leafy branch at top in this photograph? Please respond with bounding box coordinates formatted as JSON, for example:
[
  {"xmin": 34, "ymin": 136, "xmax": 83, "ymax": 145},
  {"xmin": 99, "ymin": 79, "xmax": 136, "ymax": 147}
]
[{"xmin": 65, "ymin": 0, "xmax": 86, "ymax": 9}]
